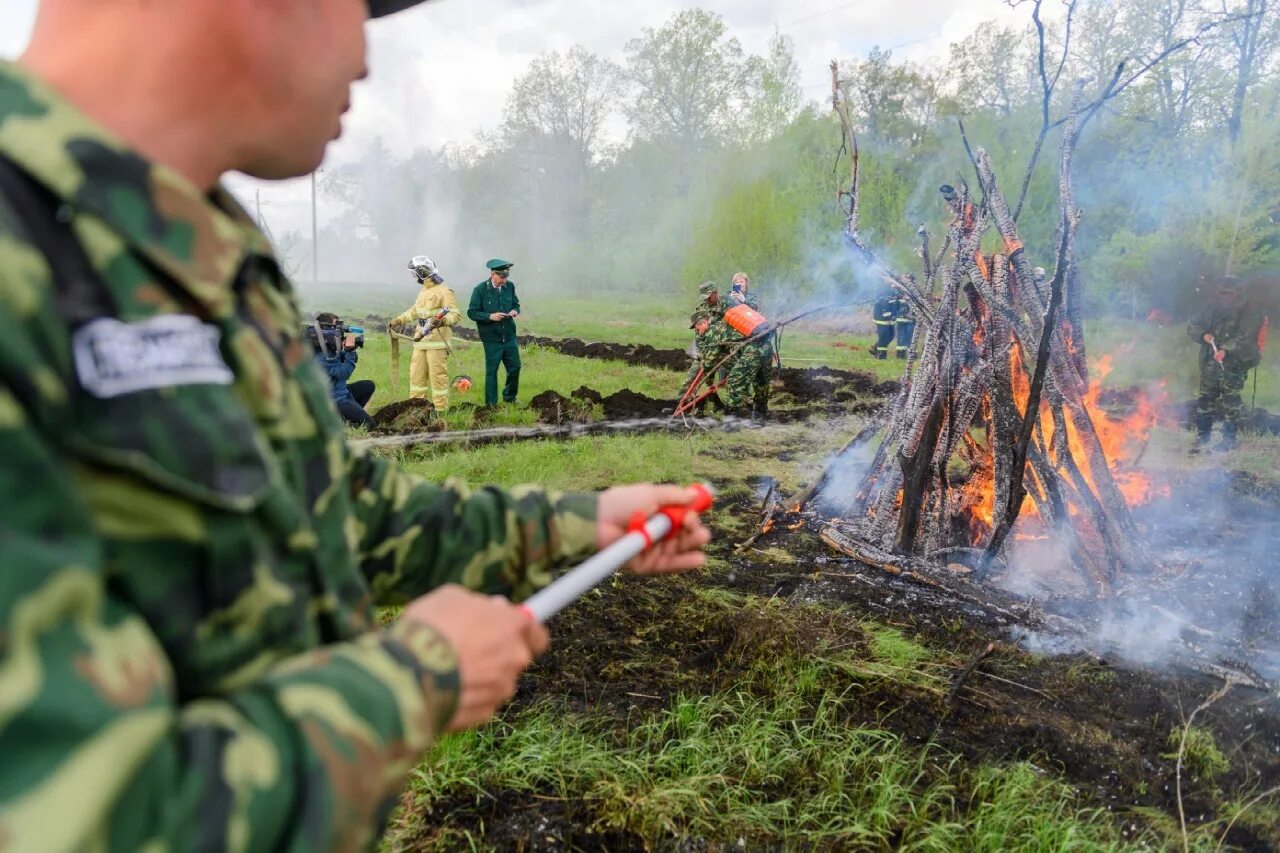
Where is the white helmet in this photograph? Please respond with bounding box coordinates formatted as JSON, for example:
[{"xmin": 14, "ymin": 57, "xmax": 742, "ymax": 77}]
[{"xmin": 409, "ymin": 255, "xmax": 443, "ymax": 284}]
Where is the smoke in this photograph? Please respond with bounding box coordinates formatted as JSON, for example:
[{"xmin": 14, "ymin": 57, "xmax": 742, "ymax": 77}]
[{"xmin": 1002, "ymin": 467, "xmax": 1280, "ymax": 682}]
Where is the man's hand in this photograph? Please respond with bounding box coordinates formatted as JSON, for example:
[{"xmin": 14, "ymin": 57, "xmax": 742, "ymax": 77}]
[
  {"xmin": 596, "ymin": 484, "xmax": 712, "ymax": 575},
  {"xmin": 343, "ymin": 333, "xmax": 358, "ymax": 351},
  {"xmin": 401, "ymin": 585, "xmax": 549, "ymax": 732},
  {"xmin": 489, "ymin": 312, "xmax": 507, "ymax": 321},
  {"xmin": 1215, "ymin": 348, "xmax": 1226, "ymax": 363},
  {"xmin": 508, "ymin": 310, "xmax": 519, "ymax": 318}
]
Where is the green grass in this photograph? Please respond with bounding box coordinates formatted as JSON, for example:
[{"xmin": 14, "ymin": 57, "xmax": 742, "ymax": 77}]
[
  {"xmin": 318, "ymin": 289, "xmax": 905, "ymax": 385},
  {"xmin": 1166, "ymin": 726, "xmax": 1230, "ymax": 782},
  {"xmin": 319, "ymin": 291, "xmax": 1280, "ymax": 417},
  {"xmin": 338, "ymin": 292, "xmax": 1280, "ymax": 850},
  {"xmin": 388, "ymin": 583, "xmax": 1247, "ymax": 850},
  {"xmin": 347, "ymin": 334, "xmax": 689, "ymax": 430},
  {"xmin": 401, "ymin": 654, "xmax": 1160, "ymax": 851},
  {"xmin": 387, "ymin": 420, "xmax": 842, "ymax": 497}
]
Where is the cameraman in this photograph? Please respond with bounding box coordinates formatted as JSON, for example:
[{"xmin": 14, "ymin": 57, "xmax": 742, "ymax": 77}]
[{"xmin": 310, "ymin": 312, "xmax": 376, "ymax": 429}]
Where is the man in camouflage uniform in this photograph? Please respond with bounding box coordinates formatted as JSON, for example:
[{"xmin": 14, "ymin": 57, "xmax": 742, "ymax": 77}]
[
  {"xmin": 0, "ymin": 1, "xmax": 710, "ymax": 850},
  {"xmin": 723, "ymin": 325, "xmax": 773, "ymax": 421},
  {"xmin": 677, "ymin": 281, "xmax": 726, "ymax": 400},
  {"xmin": 1186, "ymin": 277, "xmax": 1263, "ymax": 452},
  {"xmin": 724, "ymin": 271, "xmax": 777, "ymax": 418}
]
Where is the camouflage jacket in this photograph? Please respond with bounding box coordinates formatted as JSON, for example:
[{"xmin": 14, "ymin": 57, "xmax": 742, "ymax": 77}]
[
  {"xmin": 0, "ymin": 61, "xmax": 597, "ymax": 851},
  {"xmin": 1186, "ymin": 297, "xmax": 1264, "ymax": 369},
  {"xmin": 698, "ymin": 318, "xmax": 745, "ymax": 367}
]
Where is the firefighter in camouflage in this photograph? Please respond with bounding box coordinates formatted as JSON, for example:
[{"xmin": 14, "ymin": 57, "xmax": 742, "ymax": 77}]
[
  {"xmin": 677, "ymin": 281, "xmax": 727, "ymax": 400},
  {"xmin": 1186, "ymin": 277, "xmax": 1263, "ymax": 452},
  {"xmin": 0, "ymin": 1, "xmax": 710, "ymax": 849}
]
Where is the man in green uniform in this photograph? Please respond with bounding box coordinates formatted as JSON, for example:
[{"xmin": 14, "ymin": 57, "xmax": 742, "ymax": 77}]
[
  {"xmin": 468, "ymin": 258, "xmax": 522, "ymax": 407},
  {"xmin": 1187, "ymin": 277, "xmax": 1263, "ymax": 452},
  {"xmin": 0, "ymin": 2, "xmax": 710, "ymax": 850}
]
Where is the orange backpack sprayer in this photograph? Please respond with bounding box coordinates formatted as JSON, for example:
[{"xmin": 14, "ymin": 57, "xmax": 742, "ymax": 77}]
[{"xmin": 724, "ymin": 304, "xmax": 768, "ymax": 337}]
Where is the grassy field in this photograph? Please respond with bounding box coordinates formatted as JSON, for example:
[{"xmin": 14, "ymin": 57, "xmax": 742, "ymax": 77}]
[
  {"xmin": 313, "ymin": 287, "xmax": 1280, "ymax": 850},
  {"xmin": 307, "ymin": 283, "xmax": 1280, "ymax": 414}
]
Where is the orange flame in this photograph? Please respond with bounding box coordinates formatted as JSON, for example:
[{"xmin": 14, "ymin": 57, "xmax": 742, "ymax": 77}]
[{"xmin": 956, "ymin": 341, "xmax": 1168, "ymax": 546}]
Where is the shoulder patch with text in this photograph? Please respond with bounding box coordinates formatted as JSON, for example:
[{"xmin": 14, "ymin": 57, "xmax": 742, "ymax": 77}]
[{"xmin": 72, "ymin": 315, "xmax": 234, "ymax": 398}]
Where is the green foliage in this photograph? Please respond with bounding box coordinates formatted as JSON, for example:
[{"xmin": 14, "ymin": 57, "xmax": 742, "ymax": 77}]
[
  {"xmin": 295, "ymin": 5, "xmax": 1280, "ymax": 317},
  {"xmin": 1165, "ymin": 726, "xmax": 1230, "ymax": 781}
]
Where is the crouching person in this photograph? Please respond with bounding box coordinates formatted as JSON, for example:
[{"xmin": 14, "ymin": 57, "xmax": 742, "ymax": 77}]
[{"xmin": 310, "ymin": 311, "xmax": 376, "ymax": 429}]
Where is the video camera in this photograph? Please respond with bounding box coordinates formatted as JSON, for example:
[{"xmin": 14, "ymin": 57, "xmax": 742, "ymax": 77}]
[{"xmin": 304, "ymin": 316, "xmax": 364, "ymax": 354}]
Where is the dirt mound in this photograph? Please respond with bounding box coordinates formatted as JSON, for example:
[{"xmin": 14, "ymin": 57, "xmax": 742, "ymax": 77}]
[
  {"xmin": 570, "ymin": 385, "xmax": 604, "ymax": 405},
  {"xmin": 372, "ymin": 397, "xmax": 441, "ymax": 432},
  {"xmin": 529, "ymin": 388, "xmax": 677, "ymax": 422},
  {"xmin": 448, "ymin": 329, "xmax": 897, "ymax": 416},
  {"xmin": 452, "ymin": 328, "xmax": 706, "ymax": 372},
  {"xmin": 529, "ymin": 390, "xmax": 584, "ymax": 424},
  {"xmin": 601, "ymin": 389, "xmax": 675, "ymax": 419},
  {"xmin": 361, "ymin": 314, "xmax": 389, "ymax": 333}
]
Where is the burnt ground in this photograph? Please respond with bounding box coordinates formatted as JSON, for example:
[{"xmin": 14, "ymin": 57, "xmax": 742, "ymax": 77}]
[
  {"xmin": 391, "ymin": 474, "xmax": 1280, "ymax": 851},
  {"xmin": 371, "ymin": 331, "xmax": 1279, "ymax": 848}
]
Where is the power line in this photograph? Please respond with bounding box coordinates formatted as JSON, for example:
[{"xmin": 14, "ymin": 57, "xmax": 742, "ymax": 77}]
[{"xmin": 778, "ymin": 1, "xmax": 862, "ymax": 29}]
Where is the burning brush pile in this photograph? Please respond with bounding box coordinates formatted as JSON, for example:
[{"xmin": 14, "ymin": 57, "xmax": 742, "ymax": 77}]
[
  {"xmin": 799, "ymin": 68, "xmax": 1275, "ymax": 688},
  {"xmin": 821, "ymin": 77, "xmax": 1153, "ymax": 591}
]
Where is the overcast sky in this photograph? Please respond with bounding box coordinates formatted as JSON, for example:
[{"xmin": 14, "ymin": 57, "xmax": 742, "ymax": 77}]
[{"xmin": 0, "ymin": 0, "xmax": 1031, "ymax": 233}]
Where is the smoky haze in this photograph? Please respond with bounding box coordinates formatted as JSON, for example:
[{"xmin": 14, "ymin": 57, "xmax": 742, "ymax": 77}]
[
  {"xmin": 235, "ymin": 1, "xmax": 1278, "ymax": 331},
  {"xmin": 2, "ymin": 1, "xmax": 1277, "ymax": 676}
]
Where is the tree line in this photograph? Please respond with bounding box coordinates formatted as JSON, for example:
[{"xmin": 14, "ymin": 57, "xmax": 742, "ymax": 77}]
[{"xmin": 295, "ymin": 1, "xmax": 1280, "ymax": 319}]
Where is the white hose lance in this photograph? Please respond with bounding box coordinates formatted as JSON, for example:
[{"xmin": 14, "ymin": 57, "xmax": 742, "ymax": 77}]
[
  {"xmin": 519, "ymin": 513, "xmax": 675, "ymax": 623},
  {"xmin": 518, "ymin": 483, "xmax": 715, "ymax": 623}
]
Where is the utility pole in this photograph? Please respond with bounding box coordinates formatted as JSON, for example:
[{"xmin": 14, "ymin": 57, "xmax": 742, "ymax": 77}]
[{"xmin": 310, "ymin": 171, "xmax": 319, "ymax": 286}]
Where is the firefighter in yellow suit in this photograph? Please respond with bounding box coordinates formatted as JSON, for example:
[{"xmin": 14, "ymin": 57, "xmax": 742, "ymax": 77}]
[{"xmin": 391, "ymin": 255, "xmax": 461, "ymax": 409}]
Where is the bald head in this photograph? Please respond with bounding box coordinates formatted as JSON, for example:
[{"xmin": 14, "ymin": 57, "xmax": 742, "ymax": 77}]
[{"xmin": 21, "ymin": 0, "xmax": 370, "ymax": 188}]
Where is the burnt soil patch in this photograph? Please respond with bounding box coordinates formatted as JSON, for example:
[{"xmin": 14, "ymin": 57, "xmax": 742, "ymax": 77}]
[{"xmin": 393, "ymin": 480, "xmax": 1280, "ymax": 850}]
